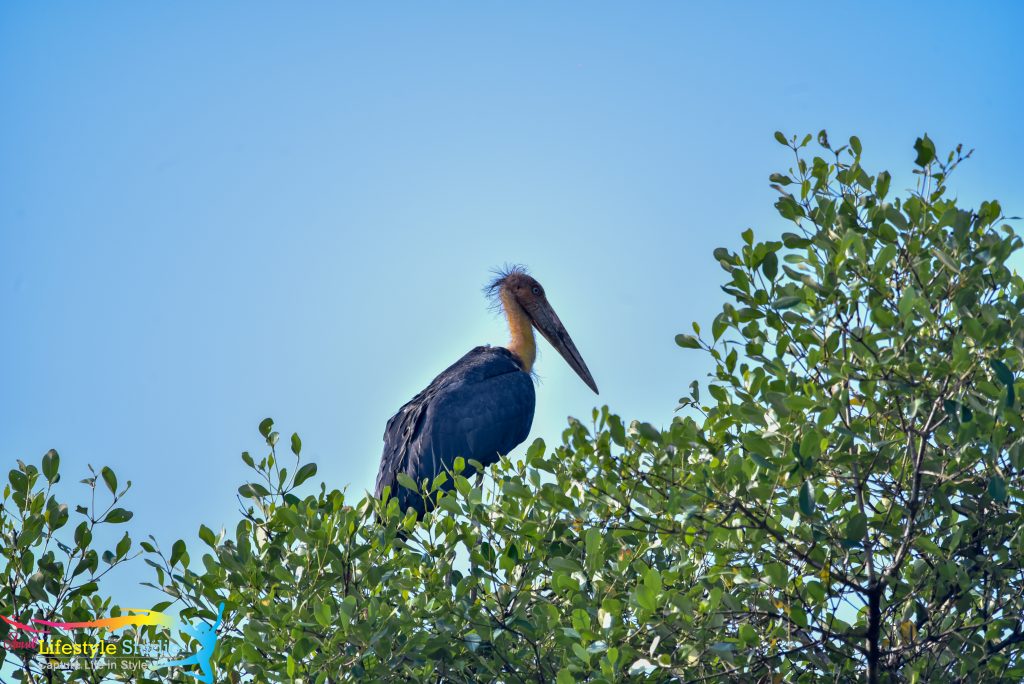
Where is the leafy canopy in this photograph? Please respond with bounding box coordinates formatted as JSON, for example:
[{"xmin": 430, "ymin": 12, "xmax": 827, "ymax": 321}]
[{"xmin": 4, "ymin": 132, "xmax": 1023, "ymax": 683}]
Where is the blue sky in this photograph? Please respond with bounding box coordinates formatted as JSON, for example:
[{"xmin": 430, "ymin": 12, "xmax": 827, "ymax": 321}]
[{"xmin": 2, "ymin": 3, "xmax": 1022, "ymax": 603}]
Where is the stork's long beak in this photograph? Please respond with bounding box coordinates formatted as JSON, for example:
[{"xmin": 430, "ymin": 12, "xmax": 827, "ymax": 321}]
[{"xmin": 527, "ymin": 301, "xmax": 599, "ymax": 394}]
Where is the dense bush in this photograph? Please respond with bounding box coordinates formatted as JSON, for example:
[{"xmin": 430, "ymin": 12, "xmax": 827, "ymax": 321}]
[
  {"xmin": 0, "ymin": 456, "xmax": 143, "ymax": 682},
  {"xmin": 5, "ymin": 133, "xmax": 1023, "ymax": 682}
]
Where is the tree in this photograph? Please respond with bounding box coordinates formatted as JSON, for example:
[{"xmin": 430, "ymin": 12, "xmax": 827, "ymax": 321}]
[
  {"xmin": 8, "ymin": 132, "xmax": 1023, "ymax": 682},
  {"xmin": 148, "ymin": 133, "xmax": 1023, "ymax": 682},
  {"xmin": 0, "ymin": 455, "xmax": 142, "ymax": 682}
]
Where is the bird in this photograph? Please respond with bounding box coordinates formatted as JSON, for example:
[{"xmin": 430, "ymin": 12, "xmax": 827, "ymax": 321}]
[{"xmin": 375, "ymin": 266, "xmax": 599, "ymax": 519}]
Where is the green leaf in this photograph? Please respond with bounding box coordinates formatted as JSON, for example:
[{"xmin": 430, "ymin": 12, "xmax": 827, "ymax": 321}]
[
  {"xmin": 876, "ymin": 170, "xmax": 891, "ymax": 199},
  {"xmin": 798, "ymin": 480, "xmax": 816, "ymax": 516},
  {"xmin": 773, "ymin": 296, "xmax": 802, "ymax": 310},
  {"xmin": 874, "ymin": 244, "xmax": 898, "ymax": 273},
  {"xmin": 932, "ymin": 248, "xmax": 958, "ymax": 273},
  {"xmin": 799, "ymin": 430, "xmax": 822, "ymax": 462},
  {"xmin": 396, "ymin": 473, "xmax": 418, "ymax": 492},
  {"xmin": 26, "ymin": 573, "xmax": 49, "ymax": 601},
  {"xmin": 635, "ymin": 584, "xmax": 658, "ymax": 612},
  {"xmin": 258, "ymin": 417, "xmax": 274, "ymax": 438},
  {"xmin": 315, "ymin": 602, "xmax": 332, "ymax": 628},
  {"xmin": 290, "ymin": 432, "xmax": 302, "ymax": 456},
  {"xmin": 238, "ymin": 482, "xmax": 270, "ymax": 498},
  {"xmin": 549, "ymin": 556, "xmax": 582, "ymax": 573},
  {"xmin": 170, "ymin": 539, "xmax": 187, "ymax": 567},
  {"xmin": 846, "ymin": 513, "xmax": 868, "ymax": 543},
  {"xmin": 712, "ymin": 313, "xmax": 729, "ymax": 341},
  {"xmin": 115, "ymin": 532, "xmax": 131, "ymax": 558},
  {"xmin": 750, "ymin": 452, "xmax": 778, "ymax": 470},
  {"xmin": 644, "ymin": 567, "xmax": 663, "ymax": 594},
  {"xmin": 990, "ymin": 359, "xmax": 1014, "ymax": 386},
  {"xmin": 989, "ymin": 359, "xmax": 1015, "ymax": 406},
  {"xmin": 674, "ymin": 334, "xmax": 701, "ymax": 349},
  {"xmin": 741, "ymin": 433, "xmax": 773, "ymax": 457},
  {"xmin": 293, "ymin": 463, "xmax": 318, "ymax": 488},
  {"xmin": 199, "ymin": 524, "xmax": 217, "ymax": 547},
  {"xmin": 915, "ymin": 537, "xmax": 942, "ymax": 556},
  {"xmin": 74, "ymin": 521, "xmax": 92, "ymax": 547},
  {"xmin": 765, "ymin": 563, "xmax": 787, "ymax": 588},
  {"xmin": 707, "ymin": 587, "xmax": 723, "ymax": 613},
  {"xmin": 101, "ymin": 466, "xmax": 117, "ymax": 495},
  {"xmin": 773, "ymin": 131, "xmax": 788, "ymax": 145},
  {"xmin": 629, "ymin": 659, "xmax": 656, "ymax": 676},
  {"xmin": 989, "ymin": 475, "xmax": 1007, "ymax": 503},
  {"xmin": 872, "ymin": 306, "xmax": 897, "ymax": 328},
  {"xmin": 47, "ymin": 502, "xmax": 68, "ymax": 531},
  {"xmin": 782, "ymin": 232, "xmax": 810, "ymax": 249},
  {"xmin": 103, "ymin": 508, "xmax": 133, "ymax": 524},
  {"xmin": 913, "ymin": 134, "xmax": 935, "ymax": 167},
  {"xmin": 585, "ymin": 528, "xmax": 603, "ymax": 566},
  {"xmin": 42, "ymin": 449, "xmax": 60, "ymax": 483},
  {"xmin": 632, "ymin": 422, "xmax": 662, "ymax": 444},
  {"xmin": 608, "ymin": 416, "xmax": 626, "ymax": 447},
  {"xmin": 761, "ymin": 251, "xmax": 778, "ymax": 281}
]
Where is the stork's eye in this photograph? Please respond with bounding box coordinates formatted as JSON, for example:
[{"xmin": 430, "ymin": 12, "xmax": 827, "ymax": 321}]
[{"xmin": 532, "ymin": 287, "xmax": 541, "ymax": 295}]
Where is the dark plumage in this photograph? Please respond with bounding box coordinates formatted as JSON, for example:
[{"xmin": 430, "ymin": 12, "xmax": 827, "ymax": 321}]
[
  {"xmin": 375, "ymin": 267, "xmax": 597, "ymax": 519},
  {"xmin": 374, "ymin": 346, "xmax": 535, "ymax": 517}
]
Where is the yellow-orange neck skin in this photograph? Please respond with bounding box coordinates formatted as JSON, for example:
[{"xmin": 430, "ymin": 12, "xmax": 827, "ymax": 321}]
[{"xmin": 501, "ymin": 289, "xmax": 536, "ymax": 372}]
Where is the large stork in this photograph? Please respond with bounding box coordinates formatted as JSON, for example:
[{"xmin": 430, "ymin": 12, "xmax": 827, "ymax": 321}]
[{"xmin": 375, "ymin": 267, "xmax": 598, "ymax": 518}]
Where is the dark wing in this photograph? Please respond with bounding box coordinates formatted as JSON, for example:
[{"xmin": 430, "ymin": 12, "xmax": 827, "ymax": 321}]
[{"xmin": 375, "ymin": 346, "xmax": 535, "ymax": 517}]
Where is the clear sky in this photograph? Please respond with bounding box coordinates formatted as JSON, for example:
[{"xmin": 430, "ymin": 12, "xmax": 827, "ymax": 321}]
[{"xmin": 2, "ymin": 3, "xmax": 1022, "ymax": 602}]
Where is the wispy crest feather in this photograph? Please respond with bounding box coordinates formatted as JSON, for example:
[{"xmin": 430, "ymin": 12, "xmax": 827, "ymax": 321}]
[{"xmin": 484, "ymin": 263, "xmax": 529, "ymax": 312}]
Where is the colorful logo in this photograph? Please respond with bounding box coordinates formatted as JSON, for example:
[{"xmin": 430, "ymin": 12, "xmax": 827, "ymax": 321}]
[{"xmin": 2, "ymin": 603, "xmax": 224, "ymax": 683}]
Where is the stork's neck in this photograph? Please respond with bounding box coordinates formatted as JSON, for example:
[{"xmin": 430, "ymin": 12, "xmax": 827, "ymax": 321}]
[{"xmin": 500, "ymin": 290, "xmax": 536, "ymax": 372}]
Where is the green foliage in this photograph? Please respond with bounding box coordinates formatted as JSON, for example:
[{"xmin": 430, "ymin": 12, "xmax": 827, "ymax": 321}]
[
  {"xmin": 8, "ymin": 132, "xmax": 1023, "ymax": 683},
  {"xmin": 1, "ymin": 455, "xmax": 140, "ymax": 681},
  {"xmin": 151, "ymin": 134, "xmax": 1024, "ymax": 682}
]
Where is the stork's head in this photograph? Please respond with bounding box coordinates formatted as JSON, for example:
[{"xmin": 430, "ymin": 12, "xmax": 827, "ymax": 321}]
[{"xmin": 489, "ymin": 267, "xmax": 599, "ymax": 394}]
